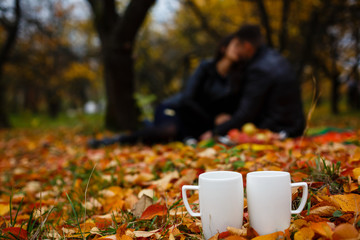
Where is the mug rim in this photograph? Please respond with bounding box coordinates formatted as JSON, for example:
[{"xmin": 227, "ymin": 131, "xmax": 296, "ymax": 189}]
[
  {"xmin": 199, "ymin": 171, "xmax": 242, "ymax": 181},
  {"xmin": 247, "ymin": 171, "xmax": 289, "ymax": 178}
]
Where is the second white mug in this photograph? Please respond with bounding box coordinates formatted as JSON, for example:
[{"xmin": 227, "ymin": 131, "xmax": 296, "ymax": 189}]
[{"xmin": 246, "ymin": 171, "xmax": 308, "ymax": 236}]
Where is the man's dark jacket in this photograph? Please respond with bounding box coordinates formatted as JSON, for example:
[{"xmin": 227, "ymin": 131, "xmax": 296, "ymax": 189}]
[{"xmin": 214, "ymin": 46, "xmax": 306, "ymax": 137}]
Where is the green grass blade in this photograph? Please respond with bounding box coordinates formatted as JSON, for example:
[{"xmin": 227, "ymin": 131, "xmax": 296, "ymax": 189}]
[{"xmin": 66, "ymin": 193, "xmax": 84, "ymax": 239}]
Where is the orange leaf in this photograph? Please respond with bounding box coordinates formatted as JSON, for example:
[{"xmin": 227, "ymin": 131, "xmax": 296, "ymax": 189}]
[
  {"xmin": 309, "ymin": 222, "xmax": 333, "ymax": 239},
  {"xmin": 209, "ymin": 233, "xmax": 220, "ymax": 240},
  {"xmin": 332, "ymin": 223, "xmax": 359, "ymax": 240},
  {"xmin": 252, "ymin": 231, "xmax": 284, "ymax": 240},
  {"xmin": 139, "ymin": 203, "xmax": 167, "ymax": 220},
  {"xmin": 294, "ymin": 227, "xmax": 314, "ymax": 240},
  {"xmin": 94, "ymin": 218, "xmax": 113, "ymax": 230},
  {"xmin": 2, "ymin": 227, "xmax": 28, "ymax": 240},
  {"xmin": 115, "ymin": 224, "xmax": 133, "ymax": 240},
  {"xmin": 291, "ymin": 219, "xmax": 309, "ymax": 231},
  {"xmin": 225, "ymin": 236, "xmax": 247, "ymax": 240}
]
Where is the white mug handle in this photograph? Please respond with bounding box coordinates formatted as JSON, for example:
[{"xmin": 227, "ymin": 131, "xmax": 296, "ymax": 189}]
[
  {"xmin": 182, "ymin": 185, "xmax": 201, "ymax": 217},
  {"xmin": 291, "ymin": 182, "xmax": 308, "ymax": 214}
]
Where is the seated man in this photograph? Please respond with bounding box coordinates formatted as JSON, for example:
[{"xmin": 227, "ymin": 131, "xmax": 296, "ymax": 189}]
[{"xmin": 203, "ymin": 24, "xmax": 305, "ymax": 139}]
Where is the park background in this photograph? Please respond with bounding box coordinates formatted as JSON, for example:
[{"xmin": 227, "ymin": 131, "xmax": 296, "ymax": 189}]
[
  {"xmin": 1, "ymin": 1, "xmax": 360, "ymax": 239},
  {"xmin": 0, "ymin": 0, "xmax": 359, "ymax": 132}
]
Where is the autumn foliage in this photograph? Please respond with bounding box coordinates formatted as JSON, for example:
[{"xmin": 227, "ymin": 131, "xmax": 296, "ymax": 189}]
[{"xmin": 0, "ymin": 125, "xmax": 360, "ymax": 239}]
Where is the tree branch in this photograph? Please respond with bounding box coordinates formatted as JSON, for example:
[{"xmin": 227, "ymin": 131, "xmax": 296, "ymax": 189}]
[
  {"xmin": 87, "ymin": 0, "xmax": 118, "ymax": 40},
  {"xmin": 113, "ymin": 0, "xmax": 156, "ymax": 52},
  {"xmin": 182, "ymin": 0, "xmax": 222, "ymax": 41}
]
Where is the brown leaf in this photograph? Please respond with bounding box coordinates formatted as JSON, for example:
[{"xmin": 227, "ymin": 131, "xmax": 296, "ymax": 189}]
[
  {"xmin": 131, "ymin": 194, "xmax": 152, "ymax": 218},
  {"xmin": 309, "ymin": 205, "xmax": 337, "ymax": 217},
  {"xmin": 139, "ymin": 203, "xmax": 167, "ymax": 220}
]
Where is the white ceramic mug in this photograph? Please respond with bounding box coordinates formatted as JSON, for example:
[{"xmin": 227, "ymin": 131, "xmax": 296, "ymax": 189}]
[
  {"xmin": 246, "ymin": 171, "xmax": 308, "ymax": 235},
  {"xmin": 182, "ymin": 171, "xmax": 244, "ymax": 240}
]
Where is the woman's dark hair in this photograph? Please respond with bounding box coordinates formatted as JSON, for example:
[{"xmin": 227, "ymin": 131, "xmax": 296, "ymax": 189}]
[{"xmin": 214, "ymin": 33, "xmax": 237, "ymax": 63}]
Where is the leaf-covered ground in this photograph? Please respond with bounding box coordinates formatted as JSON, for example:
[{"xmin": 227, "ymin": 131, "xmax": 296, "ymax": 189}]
[{"xmin": 0, "ymin": 125, "xmax": 360, "ymax": 240}]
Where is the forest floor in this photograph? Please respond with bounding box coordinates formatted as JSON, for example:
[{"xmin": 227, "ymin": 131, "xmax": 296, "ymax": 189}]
[{"xmin": 1, "ymin": 101, "xmax": 360, "ymax": 239}]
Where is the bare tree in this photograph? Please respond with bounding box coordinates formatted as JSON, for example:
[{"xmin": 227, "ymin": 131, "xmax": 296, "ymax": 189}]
[{"xmin": 87, "ymin": 0, "xmax": 155, "ymax": 130}]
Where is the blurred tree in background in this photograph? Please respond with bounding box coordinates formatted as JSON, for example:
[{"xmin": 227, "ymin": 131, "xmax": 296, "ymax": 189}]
[
  {"xmin": 87, "ymin": 0, "xmax": 156, "ymax": 130},
  {"xmin": 0, "ymin": 0, "xmax": 20, "ymax": 128},
  {"xmin": 1, "ymin": 0, "xmax": 100, "ymax": 125},
  {"xmin": 0, "ymin": 0, "xmax": 359, "ymax": 130}
]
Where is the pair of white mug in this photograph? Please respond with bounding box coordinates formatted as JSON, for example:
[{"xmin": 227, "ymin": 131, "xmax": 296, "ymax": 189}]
[{"xmin": 182, "ymin": 171, "xmax": 308, "ymax": 240}]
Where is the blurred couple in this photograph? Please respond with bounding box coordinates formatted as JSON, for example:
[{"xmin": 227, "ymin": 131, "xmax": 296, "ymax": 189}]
[{"xmin": 89, "ymin": 24, "xmax": 305, "ymax": 148}]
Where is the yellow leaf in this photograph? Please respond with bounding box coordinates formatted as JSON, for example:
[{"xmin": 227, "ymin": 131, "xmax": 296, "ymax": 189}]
[
  {"xmin": 290, "ymin": 219, "xmax": 308, "ymax": 231},
  {"xmin": 352, "ymin": 168, "xmax": 360, "ymax": 179},
  {"xmin": 0, "ymin": 203, "xmax": 9, "ymax": 216},
  {"xmin": 98, "ymin": 235, "xmax": 116, "ymax": 240},
  {"xmin": 236, "ymin": 144, "xmax": 273, "ymax": 151},
  {"xmin": 330, "ymin": 194, "xmax": 360, "ymax": 212},
  {"xmin": 294, "ymin": 227, "xmax": 314, "ymax": 240},
  {"xmin": 252, "ymin": 231, "xmax": 284, "ymax": 240}
]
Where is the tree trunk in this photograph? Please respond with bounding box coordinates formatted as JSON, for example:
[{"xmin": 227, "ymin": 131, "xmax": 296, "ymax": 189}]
[
  {"xmin": 103, "ymin": 44, "xmax": 138, "ymax": 130},
  {"xmin": 279, "ymin": 0, "xmax": 291, "ymax": 52},
  {"xmin": 0, "ymin": 0, "xmax": 21, "ymax": 128},
  {"xmin": 331, "ymin": 72, "xmax": 340, "ymax": 114},
  {"xmin": 256, "ymin": 0, "xmax": 273, "ymax": 47},
  {"xmin": 88, "ymin": 0, "xmax": 155, "ymax": 130}
]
